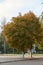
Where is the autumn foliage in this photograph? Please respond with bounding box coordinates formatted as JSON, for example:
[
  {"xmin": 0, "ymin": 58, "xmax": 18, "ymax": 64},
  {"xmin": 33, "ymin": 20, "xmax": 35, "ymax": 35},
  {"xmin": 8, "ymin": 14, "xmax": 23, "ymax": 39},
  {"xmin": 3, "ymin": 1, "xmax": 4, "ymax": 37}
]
[{"xmin": 3, "ymin": 11, "xmax": 43, "ymax": 57}]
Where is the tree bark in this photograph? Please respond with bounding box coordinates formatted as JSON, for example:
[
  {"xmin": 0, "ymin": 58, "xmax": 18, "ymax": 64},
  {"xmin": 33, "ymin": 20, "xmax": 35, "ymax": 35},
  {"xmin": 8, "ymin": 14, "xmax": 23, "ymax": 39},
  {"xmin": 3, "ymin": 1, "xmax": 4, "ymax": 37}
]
[
  {"xmin": 30, "ymin": 44, "xmax": 32, "ymax": 58},
  {"xmin": 22, "ymin": 52, "xmax": 24, "ymax": 58},
  {"xmin": 30, "ymin": 49, "xmax": 32, "ymax": 58}
]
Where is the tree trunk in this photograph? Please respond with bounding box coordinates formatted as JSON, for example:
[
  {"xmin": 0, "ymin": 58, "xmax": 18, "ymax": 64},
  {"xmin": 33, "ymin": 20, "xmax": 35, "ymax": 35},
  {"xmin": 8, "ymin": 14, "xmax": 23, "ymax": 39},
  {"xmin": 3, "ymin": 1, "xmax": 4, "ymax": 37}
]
[
  {"xmin": 22, "ymin": 52, "xmax": 24, "ymax": 58},
  {"xmin": 13, "ymin": 48, "xmax": 14, "ymax": 54},
  {"xmin": 30, "ymin": 44, "xmax": 32, "ymax": 58},
  {"xmin": 30, "ymin": 49, "xmax": 32, "ymax": 58},
  {"xmin": 4, "ymin": 40, "xmax": 6, "ymax": 54}
]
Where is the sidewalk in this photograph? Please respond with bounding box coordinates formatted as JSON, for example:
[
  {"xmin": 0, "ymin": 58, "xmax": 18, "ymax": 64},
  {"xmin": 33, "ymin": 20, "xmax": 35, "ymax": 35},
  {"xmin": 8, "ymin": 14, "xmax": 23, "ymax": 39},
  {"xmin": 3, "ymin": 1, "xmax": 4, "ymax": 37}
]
[
  {"xmin": 0, "ymin": 55, "xmax": 23, "ymax": 63},
  {"xmin": 0, "ymin": 54, "xmax": 43, "ymax": 63}
]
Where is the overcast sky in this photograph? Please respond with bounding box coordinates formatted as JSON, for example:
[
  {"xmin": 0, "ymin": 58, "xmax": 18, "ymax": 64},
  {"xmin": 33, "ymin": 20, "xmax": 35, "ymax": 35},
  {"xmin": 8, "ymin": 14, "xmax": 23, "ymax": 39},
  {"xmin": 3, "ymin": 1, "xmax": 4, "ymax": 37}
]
[{"xmin": 0, "ymin": 0, "xmax": 43, "ymax": 22}]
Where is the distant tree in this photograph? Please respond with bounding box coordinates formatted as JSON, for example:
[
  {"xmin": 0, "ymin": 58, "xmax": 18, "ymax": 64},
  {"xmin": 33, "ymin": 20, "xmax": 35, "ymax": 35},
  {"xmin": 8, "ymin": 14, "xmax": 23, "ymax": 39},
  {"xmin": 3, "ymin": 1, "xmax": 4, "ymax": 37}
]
[
  {"xmin": 0, "ymin": 17, "xmax": 7, "ymax": 53},
  {"xmin": 38, "ymin": 12, "xmax": 43, "ymax": 51},
  {"xmin": 39, "ymin": 12, "xmax": 43, "ymax": 22},
  {"xmin": 42, "ymin": 2, "xmax": 43, "ymax": 4},
  {"xmin": 0, "ymin": 33, "xmax": 4, "ymax": 53},
  {"xmin": 3, "ymin": 11, "xmax": 43, "ymax": 58},
  {"xmin": 38, "ymin": 43, "xmax": 43, "ymax": 50}
]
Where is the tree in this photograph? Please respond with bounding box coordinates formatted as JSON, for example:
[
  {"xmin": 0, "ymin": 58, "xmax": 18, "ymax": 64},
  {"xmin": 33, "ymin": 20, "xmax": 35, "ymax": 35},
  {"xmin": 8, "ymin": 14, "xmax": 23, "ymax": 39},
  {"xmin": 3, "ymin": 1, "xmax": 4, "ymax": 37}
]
[
  {"xmin": 0, "ymin": 33, "xmax": 4, "ymax": 53},
  {"xmin": 3, "ymin": 11, "xmax": 42, "ymax": 58},
  {"xmin": 38, "ymin": 43, "xmax": 43, "ymax": 50},
  {"xmin": 38, "ymin": 12, "xmax": 43, "ymax": 51},
  {"xmin": 0, "ymin": 17, "xmax": 7, "ymax": 54}
]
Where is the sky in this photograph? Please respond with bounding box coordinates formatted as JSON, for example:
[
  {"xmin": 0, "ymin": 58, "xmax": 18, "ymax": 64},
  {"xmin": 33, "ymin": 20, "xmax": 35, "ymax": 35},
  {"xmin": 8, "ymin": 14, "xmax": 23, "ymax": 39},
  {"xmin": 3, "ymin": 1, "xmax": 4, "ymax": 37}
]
[{"xmin": 0, "ymin": 0, "xmax": 43, "ymax": 23}]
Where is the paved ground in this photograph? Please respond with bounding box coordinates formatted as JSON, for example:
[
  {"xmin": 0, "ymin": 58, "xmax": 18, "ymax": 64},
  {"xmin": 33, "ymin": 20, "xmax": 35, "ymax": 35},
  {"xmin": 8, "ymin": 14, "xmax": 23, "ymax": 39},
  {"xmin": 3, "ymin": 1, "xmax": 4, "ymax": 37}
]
[
  {"xmin": 0, "ymin": 54, "xmax": 43, "ymax": 65},
  {"xmin": 0, "ymin": 58, "xmax": 43, "ymax": 65},
  {"xmin": 0, "ymin": 54, "xmax": 24, "ymax": 62}
]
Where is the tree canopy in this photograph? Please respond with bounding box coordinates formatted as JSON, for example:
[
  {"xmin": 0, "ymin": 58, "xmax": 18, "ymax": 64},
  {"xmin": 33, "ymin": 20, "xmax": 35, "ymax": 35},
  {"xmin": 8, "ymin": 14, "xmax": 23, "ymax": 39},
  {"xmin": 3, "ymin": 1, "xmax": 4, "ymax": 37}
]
[{"xmin": 3, "ymin": 11, "xmax": 43, "ymax": 55}]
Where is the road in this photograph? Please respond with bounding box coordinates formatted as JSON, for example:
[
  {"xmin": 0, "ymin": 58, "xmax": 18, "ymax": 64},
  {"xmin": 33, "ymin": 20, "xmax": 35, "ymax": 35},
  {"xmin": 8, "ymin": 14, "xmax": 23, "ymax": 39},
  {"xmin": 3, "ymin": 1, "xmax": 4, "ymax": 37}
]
[{"xmin": 0, "ymin": 58, "xmax": 43, "ymax": 65}]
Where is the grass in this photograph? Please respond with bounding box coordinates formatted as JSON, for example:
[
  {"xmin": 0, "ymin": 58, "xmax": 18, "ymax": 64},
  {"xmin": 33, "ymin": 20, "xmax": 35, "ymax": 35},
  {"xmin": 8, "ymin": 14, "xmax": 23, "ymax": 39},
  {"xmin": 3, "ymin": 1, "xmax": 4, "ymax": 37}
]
[
  {"xmin": 0, "ymin": 53, "xmax": 43, "ymax": 57},
  {"xmin": 33, "ymin": 53, "xmax": 43, "ymax": 56},
  {"xmin": 0, "ymin": 54, "xmax": 18, "ymax": 56}
]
